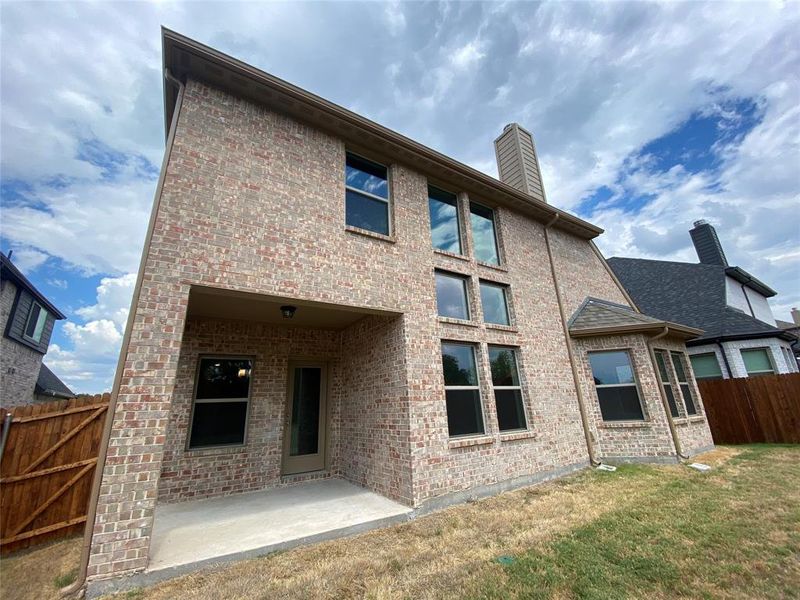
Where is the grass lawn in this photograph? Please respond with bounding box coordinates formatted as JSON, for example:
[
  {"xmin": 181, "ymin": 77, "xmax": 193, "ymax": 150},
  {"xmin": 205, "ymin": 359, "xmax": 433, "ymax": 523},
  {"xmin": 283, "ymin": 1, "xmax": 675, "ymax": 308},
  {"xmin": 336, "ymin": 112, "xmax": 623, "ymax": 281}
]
[{"xmin": 2, "ymin": 445, "xmax": 798, "ymax": 599}]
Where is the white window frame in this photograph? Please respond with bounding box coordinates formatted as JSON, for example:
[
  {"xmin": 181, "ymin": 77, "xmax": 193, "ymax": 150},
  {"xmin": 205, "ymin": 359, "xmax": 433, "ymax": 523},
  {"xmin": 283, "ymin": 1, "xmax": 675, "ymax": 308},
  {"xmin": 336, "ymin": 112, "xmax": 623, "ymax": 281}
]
[
  {"xmin": 740, "ymin": 347, "xmax": 776, "ymax": 377},
  {"xmin": 23, "ymin": 301, "xmax": 48, "ymax": 343},
  {"xmin": 488, "ymin": 345, "xmax": 527, "ymax": 432},
  {"xmin": 187, "ymin": 355, "xmax": 254, "ymax": 450},
  {"xmin": 441, "ymin": 342, "xmax": 485, "ymax": 438},
  {"xmin": 344, "ymin": 151, "xmax": 392, "ymax": 236},
  {"xmin": 670, "ymin": 351, "xmax": 698, "ymax": 415}
]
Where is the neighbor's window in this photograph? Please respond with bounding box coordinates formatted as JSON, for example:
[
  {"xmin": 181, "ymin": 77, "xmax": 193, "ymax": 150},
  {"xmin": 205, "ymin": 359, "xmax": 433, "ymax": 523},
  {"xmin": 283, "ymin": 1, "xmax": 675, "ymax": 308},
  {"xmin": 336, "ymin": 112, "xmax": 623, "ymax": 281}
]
[
  {"xmin": 689, "ymin": 353, "xmax": 723, "ymax": 380},
  {"xmin": 345, "ymin": 152, "xmax": 390, "ymax": 235},
  {"xmin": 23, "ymin": 302, "xmax": 48, "ymax": 343},
  {"xmin": 470, "ymin": 202, "xmax": 500, "ymax": 265},
  {"xmin": 435, "ymin": 271, "xmax": 470, "ymax": 320},
  {"xmin": 782, "ymin": 347, "xmax": 797, "ymax": 372},
  {"xmin": 588, "ymin": 350, "xmax": 645, "ymax": 421},
  {"xmin": 654, "ymin": 350, "xmax": 680, "ymax": 418},
  {"xmin": 670, "ymin": 352, "xmax": 698, "ymax": 415},
  {"xmin": 189, "ymin": 357, "xmax": 253, "ymax": 449},
  {"xmin": 428, "ymin": 186, "xmax": 462, "ymax": 254},
  {"xmin": 480, "ymin": 281, "xmax": 510, "ymax": 326},
  {"xmin": 489, "ymin": 346, "xmax": 526, "ymax": 431},
  {"xmin": 741, "ymin": 348, "xmax": 775, "ymax": 377},
  {"xmin": 441, "ymin": 342, "xmax": 484, "ymax": 437}
]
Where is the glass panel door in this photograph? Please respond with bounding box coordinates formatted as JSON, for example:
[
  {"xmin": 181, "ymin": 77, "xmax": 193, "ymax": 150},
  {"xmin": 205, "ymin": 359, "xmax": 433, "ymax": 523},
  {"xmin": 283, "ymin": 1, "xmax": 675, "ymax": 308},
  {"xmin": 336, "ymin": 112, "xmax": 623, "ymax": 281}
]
[{"xmin": 283, "ymin": 363, "xmax": 326, "ymax": 475}]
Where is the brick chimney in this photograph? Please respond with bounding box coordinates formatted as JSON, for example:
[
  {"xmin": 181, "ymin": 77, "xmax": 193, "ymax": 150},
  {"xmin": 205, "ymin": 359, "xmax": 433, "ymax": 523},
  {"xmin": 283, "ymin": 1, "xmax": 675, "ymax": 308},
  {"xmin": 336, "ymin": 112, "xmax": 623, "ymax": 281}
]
[
  {"xmin": 689, "ymin": 220, "xmax": 728, "ymax": 266},
  {"xmin": 494, "ymin": 123, "xmax": 546, "ymax": 203}
]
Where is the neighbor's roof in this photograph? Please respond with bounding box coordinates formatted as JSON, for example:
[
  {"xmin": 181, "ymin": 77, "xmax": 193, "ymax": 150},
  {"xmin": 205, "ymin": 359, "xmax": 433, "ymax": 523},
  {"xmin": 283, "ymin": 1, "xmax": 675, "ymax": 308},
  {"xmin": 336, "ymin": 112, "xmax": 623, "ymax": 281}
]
[
  {"xmin": 568, "ymin": 297, "xmax": 702, "ymax": 339},
  {"xmin": 160, "ymin": 28, "xmax": 603, "ymax": 241},
  {"xmin": 607, "ymin": 257, "xmax": 794, "ymax": 344},
  {"xmin": 0, "ymin": 252, "xmax": 65, "ymax": 319},
  {"xmin": 35, "ymin": 363, "xmax": 76, "ymax": 399}
]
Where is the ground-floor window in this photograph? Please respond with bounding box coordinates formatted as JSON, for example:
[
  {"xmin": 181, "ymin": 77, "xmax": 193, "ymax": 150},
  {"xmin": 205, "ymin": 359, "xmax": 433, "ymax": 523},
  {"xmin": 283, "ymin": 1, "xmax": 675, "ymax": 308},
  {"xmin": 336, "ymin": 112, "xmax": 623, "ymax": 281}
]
[
  {"xmin": 690, "ymin": 352, "xmax": 724, "ymax": 380},
  {"xmin": 670, "ymin": 352, "xmax": 697, "ymax": 415},
  {"xmin": 488, "ymin": 346, "xmax": 526, "ymax": 431},
  {"xmin": 741, "ymin": 347, "xmax": 775, "ymax": 377},
  {"xmin": 588, "ymin": 350, "xmax": 645, "ymax": 421},
  {"xmin": 188, "ymin": 357, "xmax": 253, "ymax": 449},
  {"xmin": 654, "ymin": 350, "xmax": 680, "ymax": 417},
  {"xmin": 441, "ymin": 342, "xmax": 485, "ymax": 437}
]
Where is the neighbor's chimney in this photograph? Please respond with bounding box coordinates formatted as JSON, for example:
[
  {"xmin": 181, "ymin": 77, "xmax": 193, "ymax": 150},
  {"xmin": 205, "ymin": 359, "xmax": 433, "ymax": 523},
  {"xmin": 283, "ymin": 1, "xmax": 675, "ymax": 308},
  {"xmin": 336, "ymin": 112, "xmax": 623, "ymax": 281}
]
[
  {"xmin": 690, "ymin": 219, "xmax": 728, "ymax": 266},
  {"xmin": 792, "ymin": 308, "xmax": 800, "ymax": 326},
  {"xmin": 494, "ymin": 123, "xmax": 547, "ymax": 203}
]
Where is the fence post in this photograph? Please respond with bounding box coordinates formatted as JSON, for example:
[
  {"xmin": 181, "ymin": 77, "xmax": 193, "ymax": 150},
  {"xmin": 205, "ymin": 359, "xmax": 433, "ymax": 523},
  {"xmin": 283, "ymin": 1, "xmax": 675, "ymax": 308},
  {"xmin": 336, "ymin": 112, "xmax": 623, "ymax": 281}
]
[{"xmin": 0, "ymin": 411, "xmax": 12, "ymax": 464}]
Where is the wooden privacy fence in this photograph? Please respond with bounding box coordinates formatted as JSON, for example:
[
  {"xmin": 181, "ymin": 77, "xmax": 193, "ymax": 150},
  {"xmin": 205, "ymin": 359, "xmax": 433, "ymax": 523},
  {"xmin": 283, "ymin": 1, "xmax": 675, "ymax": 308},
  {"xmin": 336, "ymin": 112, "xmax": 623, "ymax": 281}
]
[
  {"xmin": 698, "ymin": 373, "xmax": 800, "ymax": 444},
  {"xmin": 0, "ymin": 394, "xmax": 109, "ymax": 553}
]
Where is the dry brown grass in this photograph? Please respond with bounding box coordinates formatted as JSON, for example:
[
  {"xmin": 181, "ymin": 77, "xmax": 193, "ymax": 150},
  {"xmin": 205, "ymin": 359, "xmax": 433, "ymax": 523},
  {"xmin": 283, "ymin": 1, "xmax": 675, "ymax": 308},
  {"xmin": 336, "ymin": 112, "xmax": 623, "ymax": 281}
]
[{"xmin": 0, "ymin": 536, "xmax": 82, "ymax": 600}]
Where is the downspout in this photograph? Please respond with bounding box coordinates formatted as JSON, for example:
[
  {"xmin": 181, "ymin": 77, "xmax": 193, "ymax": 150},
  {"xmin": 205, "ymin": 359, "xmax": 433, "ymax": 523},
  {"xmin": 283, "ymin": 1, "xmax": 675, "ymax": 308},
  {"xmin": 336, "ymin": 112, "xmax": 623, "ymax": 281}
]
[
  {"xmin": 716, "ymin": 341, "xmax": 734, "ymax": 378},
  {"xmin": 61, "ymin": 69, "xmax": 186, "ymax": 598},
  {"xmin": 543, "ymin": 214, "xmax": 600, "ymax": 467},
  {"xmin": 646, "ymin": 326, "xmax": 689, "ymax": 460}
]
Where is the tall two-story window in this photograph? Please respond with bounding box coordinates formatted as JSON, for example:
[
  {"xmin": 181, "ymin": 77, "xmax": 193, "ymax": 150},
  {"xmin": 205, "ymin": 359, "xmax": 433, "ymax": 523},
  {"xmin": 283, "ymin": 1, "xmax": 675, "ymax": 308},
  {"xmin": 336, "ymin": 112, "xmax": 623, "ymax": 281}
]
[
  {"xmin": 588, "ymin": 350, "xmax": 645, "ymax": 421},
  {"xmin": 654, "ymin": 350, "xmax": 680, "ymax": 417},
  {"xmin": 189, "ymin": 357, "xmax": 253, "ymax": 449},
  {"xmin": 441, "ymin": 342, "xmax": 484, "ymax": 437},
  {"xmin": 670, "ymin": 352, "xmax": 698, "ymax": 415},
  {"xmin": 345, "ymin": 152, "xmax": 390, "ymax": 235},
  {"xmin": 470, "ymin": 202, "xmax": 500, "ymax": 265},
  {"xmin": 428, "ymin": 186, "xmax": 462, "ymax": 254},
  {"xmin": 23, "ymin": 302, "xmax": 49, "ymax": 343},
  {"xmin": 479, "ymin": 281, "xmax": 510, "ymax": 326},
  {"xmin": 489, "ymin": 346, "xmax": 526, "ymax": 431},
  {"xmin": 435, "ymin": 271, "xmax": 470, "ymax": 320}
]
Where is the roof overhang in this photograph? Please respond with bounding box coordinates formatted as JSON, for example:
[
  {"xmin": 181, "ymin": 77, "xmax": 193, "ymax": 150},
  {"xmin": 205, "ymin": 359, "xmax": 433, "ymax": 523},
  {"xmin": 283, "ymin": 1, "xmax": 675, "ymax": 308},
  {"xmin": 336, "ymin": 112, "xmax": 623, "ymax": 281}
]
[
  {"xmin": 724, "ymin": 266, "xmax": 776, "ymax": 297},
  {"xmin": 688, "ymin": 328, "xmax": 798, "ymax": 346},
  {"xmin": 160, "ymin": 28, "xmax": 604, "ymax": 241},
  {"xmin": 570, "ymin": 321, "xmax": 703, "ymax": 340},
  {"xmin": 0, "ymin": 254, "xmax": 65, "ymax": 319}
]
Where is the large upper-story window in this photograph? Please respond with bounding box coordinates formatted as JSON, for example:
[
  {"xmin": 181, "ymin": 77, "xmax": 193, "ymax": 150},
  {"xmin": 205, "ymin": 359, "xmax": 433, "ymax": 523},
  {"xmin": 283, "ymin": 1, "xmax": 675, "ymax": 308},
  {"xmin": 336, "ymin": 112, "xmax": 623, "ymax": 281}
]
[
  {"xmin": 588, "ymin": 350, "xmax": 645, "ymax": 421},
  {"xmin": 740, "ymin": 348, "xmax": 775, "ymax": 377},
  {"xmin": 23, "ymin": 302, "xmax": 49, "ymax": 343},
  {"xmin": 670, "ymin": 352, "xmax": 698, "ymax": 415},
  {"xmin": 441, "ymin": 342, "xmax": 484, "ymax": 437},
  {"xmin": 654, "ymin": 350, "xmax": 680, "ymax": 418},
  {"xmin": 345, "ymin": 152, "xmax": 390, "ymax": 236},
  {"xmin": 489, "ymin": 346, "xmax": 526, "ymax": 431},
  {"xmin": 479, "ymin": 281, "xmax": 510, "ymax": 326},
  {"xmin": 189, "ymin": 357, "xmax": 253, "ymax": 449},
  {"xmin": 690, "ymin": 353, "xmax": 723, "ymax": 380},
  {"xmin": 435, "ymin": 271, "xmax": 470, "ymax": 320},
  {"xmin": 428, "ymin": 186, "xmax": 462, "ymax": 254},
  {"xmin": 470, "ymin": 202, "xmax": 500, "ymax": 265}
]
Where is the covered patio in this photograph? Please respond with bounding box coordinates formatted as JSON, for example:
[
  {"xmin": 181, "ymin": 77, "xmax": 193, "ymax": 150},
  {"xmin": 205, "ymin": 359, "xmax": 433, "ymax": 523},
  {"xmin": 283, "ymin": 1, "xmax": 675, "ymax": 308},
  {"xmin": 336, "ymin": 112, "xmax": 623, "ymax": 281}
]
[{"xmin": 148, "ymin": 479, "xmax": 412, "ymax": 573}]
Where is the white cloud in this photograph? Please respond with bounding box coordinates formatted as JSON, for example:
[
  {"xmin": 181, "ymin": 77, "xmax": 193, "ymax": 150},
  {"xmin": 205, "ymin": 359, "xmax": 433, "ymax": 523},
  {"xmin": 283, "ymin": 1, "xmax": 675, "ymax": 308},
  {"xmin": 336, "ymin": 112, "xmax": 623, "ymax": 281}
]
[
  {"xmin": 6, "ymin": 247, "xmax": 48, "ymax": 272},
  {"xmin": 75, "ymin": 273, "xmax": 136, "ymax": 328}
]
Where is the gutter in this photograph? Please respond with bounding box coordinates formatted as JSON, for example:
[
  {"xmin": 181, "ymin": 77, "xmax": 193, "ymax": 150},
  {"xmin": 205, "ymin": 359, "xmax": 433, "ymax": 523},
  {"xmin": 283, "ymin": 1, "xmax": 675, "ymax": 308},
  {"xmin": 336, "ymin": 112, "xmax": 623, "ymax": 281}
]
[
  {"xmin": 543, "ymin": 214, "xmax": 600, "ymax": 467},
  {"xmin": 646, "ymin": 327, "xmax": 689, "ymax": 460},
  {"xmin": 61, "ymin": 68, "xmax": 186, "ymax": 598}
]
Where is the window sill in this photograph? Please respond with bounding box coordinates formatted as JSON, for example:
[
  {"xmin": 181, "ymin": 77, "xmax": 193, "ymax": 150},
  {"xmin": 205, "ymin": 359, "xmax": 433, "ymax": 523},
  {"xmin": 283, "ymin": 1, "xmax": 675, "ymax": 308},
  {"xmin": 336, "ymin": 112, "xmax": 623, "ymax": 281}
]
[
  {"xmin": 345, "ymin": 225, "xmax": 396, "ymax": 243},
  {"xmin": 448, "ymin": 435, "xmax": 494, "ymax": 449},
  {"xmin": 499, "ymin": 429, "xmax": 536, "ymax": 442},
  {"xmin": 674, "ymin": 416, "xmax": 706, "ymax": 425},
  {"xmin": 434, "ymin": 249, "xmax": 470, "ymax": 262},
  {"xmin": 477, "ymin": 260, "xmax": 508, "ymax": 273},
  {"xmin": 438, "ymin": 317, "xmax": 480, "ymax": 328},
  {"xmin": 184, "ymin": 444, "xmax": 247, "ymax": 457},
  {"xmin": 598, "ymin": 421, "xmax": 651, "ymax": 429},
  {"xmin": 485, "ymin": 323, "xmax": 518, "ymax": 333}
]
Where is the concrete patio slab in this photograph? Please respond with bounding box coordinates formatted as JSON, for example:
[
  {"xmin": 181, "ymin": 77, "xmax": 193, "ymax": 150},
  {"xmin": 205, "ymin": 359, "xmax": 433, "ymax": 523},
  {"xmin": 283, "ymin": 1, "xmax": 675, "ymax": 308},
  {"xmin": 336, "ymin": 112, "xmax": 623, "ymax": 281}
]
[{"xmin": 148, "ymin": 479, "xmax": 412, "ymax": 572}]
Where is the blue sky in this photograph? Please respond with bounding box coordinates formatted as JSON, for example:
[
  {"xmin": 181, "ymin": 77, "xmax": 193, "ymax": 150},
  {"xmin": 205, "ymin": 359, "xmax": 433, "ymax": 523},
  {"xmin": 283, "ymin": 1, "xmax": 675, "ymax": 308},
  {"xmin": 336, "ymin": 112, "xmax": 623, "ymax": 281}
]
[{"xmin": 1, "ymin": 1, "xmax": 798, "ymax": 392}]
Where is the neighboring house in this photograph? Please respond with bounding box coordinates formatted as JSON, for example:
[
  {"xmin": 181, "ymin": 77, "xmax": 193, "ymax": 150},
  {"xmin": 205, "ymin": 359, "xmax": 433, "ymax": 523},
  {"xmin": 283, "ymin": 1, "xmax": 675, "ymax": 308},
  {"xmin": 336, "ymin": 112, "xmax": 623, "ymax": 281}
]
[
  {"xmin": 33, "ymin": 363, "xmax": 76, "ymax": 403},
  {"xmin": 0, "ymin": 252, "xmax": 72, "ymax": 409},
  {"xmin": 608, "ymin": 221, "xmax": 798, "ymax": 381},
  {"xmin": 84, "ymin": 30, "xmax": 713, "ymax": 583},
  {"xmin": 776, "ymin": 308, "xmax": 800, "ymax": 368}
]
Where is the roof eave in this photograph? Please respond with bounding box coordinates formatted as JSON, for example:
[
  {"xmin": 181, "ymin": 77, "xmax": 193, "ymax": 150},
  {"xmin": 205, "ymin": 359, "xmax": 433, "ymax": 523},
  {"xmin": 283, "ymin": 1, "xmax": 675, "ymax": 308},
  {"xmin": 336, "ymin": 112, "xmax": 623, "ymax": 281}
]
[
  {"xmin": 724, "ymin": 266, "xmax": 777, "ymax": 297},
  {"xmin": 0, "ymin": 255, "xmax": 66, "ymax": 319},
  {"xmin": 570, "ymin": 321, "xmax": 703, "ymax": 339},
  {"xmin": 159, "ymin": 28, "xmax": 604, "ymax": 241}
]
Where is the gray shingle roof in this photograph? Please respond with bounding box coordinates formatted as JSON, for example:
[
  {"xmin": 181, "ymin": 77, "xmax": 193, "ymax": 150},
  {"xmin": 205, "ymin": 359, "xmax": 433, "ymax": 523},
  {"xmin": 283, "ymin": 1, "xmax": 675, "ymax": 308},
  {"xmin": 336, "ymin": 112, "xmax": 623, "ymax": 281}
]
[
  {"xmin": 35, "ymin": 363, "xmax": 76, "ymax": 399},
  {"xmin": 568, "ymin": 297, "xmax": 701, "ymax": 338},
  {"xmin": 606, "ymin": 257, "xmax": 792, "ymax": 344}
]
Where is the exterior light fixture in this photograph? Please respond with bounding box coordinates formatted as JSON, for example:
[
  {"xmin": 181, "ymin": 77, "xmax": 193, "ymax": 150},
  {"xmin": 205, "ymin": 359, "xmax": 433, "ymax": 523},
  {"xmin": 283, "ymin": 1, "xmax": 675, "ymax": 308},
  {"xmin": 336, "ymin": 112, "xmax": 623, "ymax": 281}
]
[{"xmin": 280, "ymin": 305, "xmax": 297, "ymax": 319}]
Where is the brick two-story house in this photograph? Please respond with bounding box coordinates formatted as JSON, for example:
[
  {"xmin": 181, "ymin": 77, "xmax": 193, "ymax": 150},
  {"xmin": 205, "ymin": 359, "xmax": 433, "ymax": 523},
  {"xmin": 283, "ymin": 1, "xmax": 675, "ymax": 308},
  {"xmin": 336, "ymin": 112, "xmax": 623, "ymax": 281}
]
[{"xmin": 80, "ymin": 29, "xmax": 713, "ymax": 590}]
